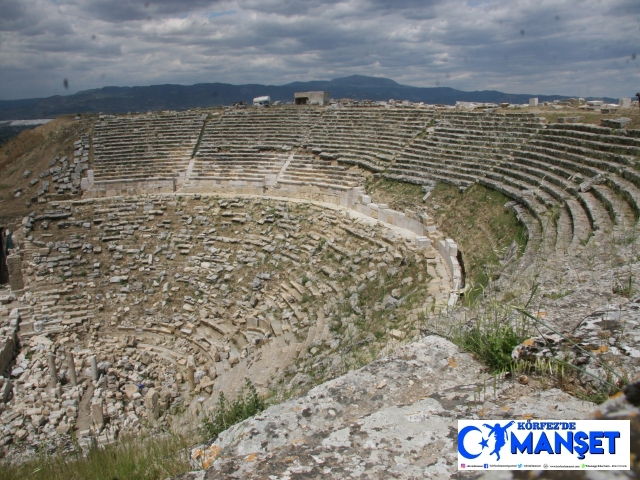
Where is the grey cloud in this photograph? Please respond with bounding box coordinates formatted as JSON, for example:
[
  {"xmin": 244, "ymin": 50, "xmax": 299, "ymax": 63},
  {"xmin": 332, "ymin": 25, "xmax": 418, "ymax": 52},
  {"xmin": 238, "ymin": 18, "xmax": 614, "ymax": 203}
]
[
  {"xmin": 64, "ymin": 0, "xmax": 227, "ymax": 23},
  {"xmin": 236, "ymin": 0, "xmax": 343, "ymax": 16},
  {"xmin": 0, "ymin": 0, "xmax": 638, "ymax": 100},
  {"xmin": 0, "ymin": 0, "xmax": 43, "ymax": 31}
]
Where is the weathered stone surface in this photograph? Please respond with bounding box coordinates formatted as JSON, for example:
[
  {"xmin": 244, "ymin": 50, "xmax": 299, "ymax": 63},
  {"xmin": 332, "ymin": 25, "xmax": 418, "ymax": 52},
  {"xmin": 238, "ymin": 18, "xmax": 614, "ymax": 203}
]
[
  {"xmin": 513, "ymin": 296, "xmax": 640, "ymax": 390},
  {"xmin": 6, "ymin": 255, "xmax": 24, "ymax": 291},
  {"xmin": 601, "ymin": 117, "xmax": 632, "ymax": 129},
  {"xmin": 184, "ymin": 337, "xmax": 593, "ymax": 479}
]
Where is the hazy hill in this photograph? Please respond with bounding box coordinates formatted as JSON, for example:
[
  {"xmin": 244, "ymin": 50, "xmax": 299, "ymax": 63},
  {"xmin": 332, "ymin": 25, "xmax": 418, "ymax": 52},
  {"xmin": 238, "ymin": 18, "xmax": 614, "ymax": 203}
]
[{"xmin": 0, "ymin": 75, "xmax": 615, "ymax": 120}]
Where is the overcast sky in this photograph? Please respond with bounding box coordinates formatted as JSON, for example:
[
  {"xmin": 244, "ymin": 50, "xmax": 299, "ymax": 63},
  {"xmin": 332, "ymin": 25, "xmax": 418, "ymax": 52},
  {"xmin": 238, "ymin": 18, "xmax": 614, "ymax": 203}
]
[{"xmin": 0, "ymin": 0, "xmax": 638, "ymax": 100}]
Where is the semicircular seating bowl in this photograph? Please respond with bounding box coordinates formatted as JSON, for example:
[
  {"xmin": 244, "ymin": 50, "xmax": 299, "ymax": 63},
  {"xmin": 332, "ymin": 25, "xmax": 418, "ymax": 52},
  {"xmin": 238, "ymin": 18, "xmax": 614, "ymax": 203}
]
[
  {"xmin": 90, "ymin": 107, "xmax": 640, "ymax": 276},
  {"xmin": 13, "ymin": 192, "xmax": 451, "ymax": 447},
  {"xmin": 7, "ymin": 106, "xmax": 640, "ymax": 457}
]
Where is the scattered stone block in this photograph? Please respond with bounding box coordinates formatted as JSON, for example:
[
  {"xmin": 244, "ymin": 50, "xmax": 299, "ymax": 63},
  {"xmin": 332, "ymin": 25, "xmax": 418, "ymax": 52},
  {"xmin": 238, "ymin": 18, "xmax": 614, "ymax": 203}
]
[
  {"xmin": 6, "ymin": 255, "xmax": 24, "ymax": 291},
  {"xmin": 389, "ymin": 329, "xmax": 404, "ymax": 340},
  {"xmin": 414, "ymin": 236, "xmax": 431, "ymax": 249},
  {"xmin": 602, "ymin": 117, "xmax": 632, "ymax": 129}
]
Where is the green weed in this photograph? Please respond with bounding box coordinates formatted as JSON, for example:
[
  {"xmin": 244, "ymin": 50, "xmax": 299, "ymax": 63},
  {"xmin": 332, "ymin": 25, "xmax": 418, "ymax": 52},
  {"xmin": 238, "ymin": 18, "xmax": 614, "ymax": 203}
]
[
  {"xmin": 450, "ymin": 308, "xmax": 530, "ymax": 373},
  {"xmin": 200, "ymin": 379, "xmax": 265, "ymax": 441}
]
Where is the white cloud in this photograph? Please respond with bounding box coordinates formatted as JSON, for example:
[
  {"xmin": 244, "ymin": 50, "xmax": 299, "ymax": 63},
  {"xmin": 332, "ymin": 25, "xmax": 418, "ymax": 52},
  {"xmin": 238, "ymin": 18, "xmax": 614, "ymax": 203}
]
[{"xmin": 0, "ymin": 0, "xmax": 638, "ymax": 100}]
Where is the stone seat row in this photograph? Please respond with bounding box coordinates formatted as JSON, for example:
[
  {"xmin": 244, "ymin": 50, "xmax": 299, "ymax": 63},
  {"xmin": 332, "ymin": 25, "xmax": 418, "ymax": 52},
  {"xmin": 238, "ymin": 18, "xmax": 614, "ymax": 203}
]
[
  {"xmin": 93, "ymin": 126, "xmax": 203, "ymax": 139},
  {"xmin": 307, "ymin": 141, "xmax": 410, "ymax": 159},
  {"xmin": 93, "ymin": 166, "xmax": 188, "ymax": 181},
  {"xmin": 95, "ymin": 128, "xmax": 201, "ymax": 136},
  {"xmin": 307, "ymin": 130, "xmax": 418, "ymax": 144},
  {"xmin": 400, "ymin": 141, "xmax": 516, "ymax": 160},
  {"xmin": 311, "ymin": 119, "xmax": 426, "ymax": 128},
  {"xmin": 434, "ymin": 127, "xmax": 541, "ymax": 140},
  {"xmin": 280, "ymin": 155, "xmax": 363, "ymax": 189},
  {"xmin": 311, "ymin": 126, "xmax": 426, "ymax": 137},
  {"xmin": 533, "ymin": 127, "xmax": 640, "ymax": 161},
  {"xmin": 389, "ymin": 152, "xmax": 611, "ymax": 247},
  {"xmin": 92, "ymin": 158, "xmax": 189, "ymax": 169},
  {"xmin": 435, "ymin": 118, "xmax": 545, "ymax": 128},
  {"xmin": 95, "ymin": 124, "xmax": 204, "ymax": 143},
  {"xmin": 95, "ymin": 124, "xmax": 203, "ymax": 133},
  {"xmin": 310, "ymin": 108, "xmax": 429, "ymax": 125},
  {"xmin": 191, "ymin": 153, "xmax": 285, "ymax": 172},
  {"xmin": 201, "ymin": 111, "xmax": 322, "ymax": 148},
  {"xmin": 408, "ymin": 136, "xmax": 525, "ymax": 152},
  {"xmin": 94, "ymin": 136, "xmax": 200, "ymax": 147},
  {"xmin": 441, "ymin": 111, "xmax": 543, "ymax": 119},
  {"xmin": 200, "ymin": 136, "xmax": 303, "ymax": 148},
  {"xmin": 94, "ymin": 136, "xmax": 200, "ymax": 149},
  {"xmin": 387, "ymin": 122, "xmax": 639, "ymax": 251},
  {"xmin": 93, "ymin": 148, "xmax": 195, "ymax": 160}
]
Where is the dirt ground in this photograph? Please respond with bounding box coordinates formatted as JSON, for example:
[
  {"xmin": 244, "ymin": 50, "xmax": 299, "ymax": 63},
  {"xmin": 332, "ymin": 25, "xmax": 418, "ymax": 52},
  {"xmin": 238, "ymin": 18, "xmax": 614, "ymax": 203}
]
[{"xmin": 0, "ymin": 115, "xmax": 90, "ymax": 227}]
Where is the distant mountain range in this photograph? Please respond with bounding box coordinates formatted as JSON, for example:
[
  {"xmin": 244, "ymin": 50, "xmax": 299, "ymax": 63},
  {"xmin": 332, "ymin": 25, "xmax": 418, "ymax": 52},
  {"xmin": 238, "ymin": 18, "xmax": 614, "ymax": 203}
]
[{"xmin": 0, "ymin": 75, "xmax": 616, "ymax": 120}]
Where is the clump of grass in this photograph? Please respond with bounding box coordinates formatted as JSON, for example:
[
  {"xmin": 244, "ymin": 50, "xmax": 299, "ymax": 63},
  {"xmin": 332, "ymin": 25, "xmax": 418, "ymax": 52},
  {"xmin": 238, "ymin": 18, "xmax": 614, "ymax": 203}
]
[
  {"xmin": 613, "ymin": 274, "xmax": 634, "ymax": 298},
  {"xmin": 200, "ymin": 379, "xmax": 265, "ymax": 441},
  {"xmin": 450, "ymin": 306, "xmax": 530, "ymax": 373},
  {"xmin": 0, "ymin": 433, "xmax": 191, "ymax": 480}
]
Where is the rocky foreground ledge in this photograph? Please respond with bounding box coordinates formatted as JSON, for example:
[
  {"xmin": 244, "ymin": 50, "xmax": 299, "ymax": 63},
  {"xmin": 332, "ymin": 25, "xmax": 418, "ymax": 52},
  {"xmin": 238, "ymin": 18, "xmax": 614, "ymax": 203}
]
[{"xmin": 173, "ymin": 336, "xmax": 599, "ymax": 479}]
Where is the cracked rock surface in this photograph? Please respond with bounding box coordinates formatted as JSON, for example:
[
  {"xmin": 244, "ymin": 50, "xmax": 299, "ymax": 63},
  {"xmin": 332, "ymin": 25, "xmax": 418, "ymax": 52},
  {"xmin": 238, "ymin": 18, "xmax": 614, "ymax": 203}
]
[{"xmin": 178, "ymin": 336, "xmax": 593, "ymax": 479}]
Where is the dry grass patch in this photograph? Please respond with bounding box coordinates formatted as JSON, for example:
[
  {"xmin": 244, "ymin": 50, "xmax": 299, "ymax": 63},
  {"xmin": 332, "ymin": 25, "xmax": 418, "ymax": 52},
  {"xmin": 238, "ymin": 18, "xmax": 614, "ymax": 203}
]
[{"xmin": 0, "ymin": 433, "xmax": 192, "ymax": 480}]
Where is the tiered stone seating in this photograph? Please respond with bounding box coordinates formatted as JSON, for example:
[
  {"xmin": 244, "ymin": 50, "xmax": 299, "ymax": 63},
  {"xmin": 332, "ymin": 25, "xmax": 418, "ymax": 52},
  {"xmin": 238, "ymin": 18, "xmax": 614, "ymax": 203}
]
[
  {"xmin": 385, "ymin": 112, "xmax": 577, "ymax": 245},
  {"xmin": 305, "ymin": 106, "xmax": 431, "ymax": 172},
  {"xmin": 200, "ymin": 108, "xmax": 321, "ymax": 150},
  {"xmin": 92, "ymin": 111, "xmax": 206, "ymax": 181},
  {"xmin": 189, "ymin": 150, "xmax": 286, "ymax": 186},
  {"xmin": 512, "ymin": 123, "xmax": 640, "ymax": 235},
  {"xmin": 278, "ymin": 154, "xmax": 364, "ymax": 191},
  {"xmin": 387, "ymin": 112, "xmax": 640, "ymax": 249},
  {"xmin": 387, "ymin": 112, "xmax": 544, "ymax": 189}
]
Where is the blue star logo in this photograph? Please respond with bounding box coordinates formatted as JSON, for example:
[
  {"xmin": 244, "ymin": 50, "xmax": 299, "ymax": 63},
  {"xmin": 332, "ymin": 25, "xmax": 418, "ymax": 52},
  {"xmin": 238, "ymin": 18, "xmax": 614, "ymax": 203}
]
[{"xmin": 479, "ymin": 437, "xmax": 489, "ymax": 449}]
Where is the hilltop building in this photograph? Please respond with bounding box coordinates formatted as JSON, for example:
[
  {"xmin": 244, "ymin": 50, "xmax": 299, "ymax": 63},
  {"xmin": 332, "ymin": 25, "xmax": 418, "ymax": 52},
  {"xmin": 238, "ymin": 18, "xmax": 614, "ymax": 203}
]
[{"xmin": 294, "ymin": 91, "xmax": 330, "ymax": 105}]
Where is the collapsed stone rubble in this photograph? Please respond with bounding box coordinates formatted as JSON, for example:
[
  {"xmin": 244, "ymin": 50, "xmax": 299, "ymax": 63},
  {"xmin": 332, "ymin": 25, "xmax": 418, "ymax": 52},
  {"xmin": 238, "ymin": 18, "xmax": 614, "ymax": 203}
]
[{"xmin": 0, "ymin": 190, "xmax": 455, "ymax": 459}]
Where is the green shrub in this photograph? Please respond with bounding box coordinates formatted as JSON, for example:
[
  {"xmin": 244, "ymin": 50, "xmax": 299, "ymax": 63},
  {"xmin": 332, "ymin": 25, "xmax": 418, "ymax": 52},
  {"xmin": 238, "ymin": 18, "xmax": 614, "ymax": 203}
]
[{"xmin": 200, "ymin": 379, "xmax": 265, "ymax": 441}]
